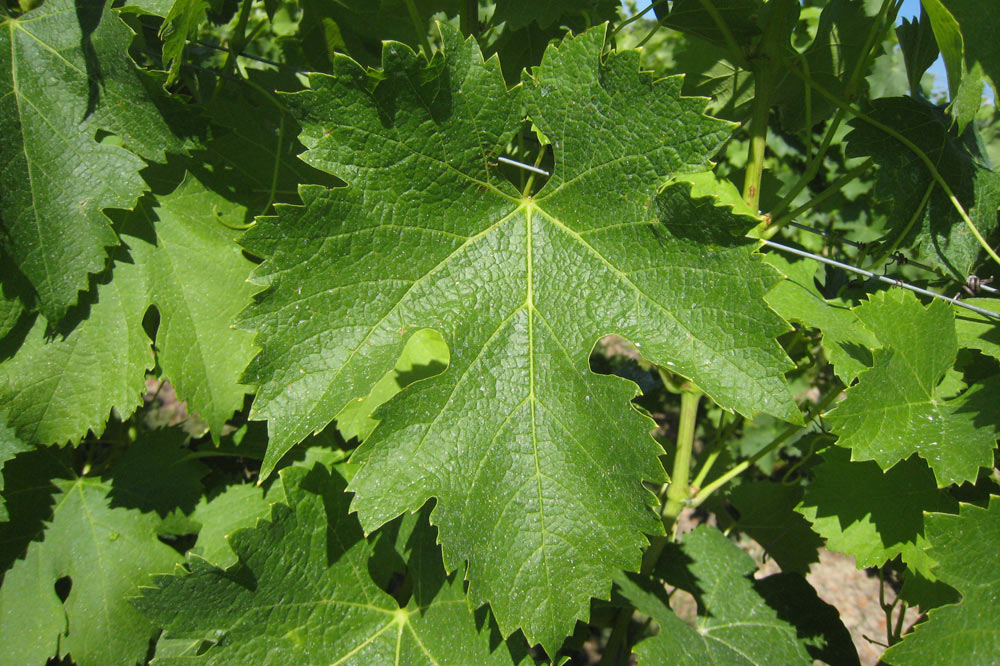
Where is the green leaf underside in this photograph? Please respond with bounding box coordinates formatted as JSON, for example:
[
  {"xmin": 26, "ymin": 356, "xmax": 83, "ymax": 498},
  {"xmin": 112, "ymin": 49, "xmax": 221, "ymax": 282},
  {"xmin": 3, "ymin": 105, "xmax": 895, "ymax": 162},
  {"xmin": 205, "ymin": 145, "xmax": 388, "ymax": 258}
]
[
  {"xmin": 883, "ymin": 498, "xmax": 1000, "ymax": 665},
  {"xmin": 796, "ymin": 447, "xmax": 957, "ymax": 577},
  {"xmin": 940, "ymin": 0, "xmax": 1000, "ymax": 97},
  {"xmin": 0, "ymin": 0, "xmax": 182, "ymax": 323},
  {"xmin": 825, "ymin": 290, "xmax": 1000, "ymax": 485},
  {"xmin": 616, "ymin": 526, "xmax": 857, "ymax": 665},
  {"xmin": 240, "ymin": 25, "xmax": 798, "ymax": 650},
  {"xmin": 136, "ymin": 463, "xmax": 529, "ymax": 666},
  {"xmin": 0, "ymin": 449, "xmax": 182, "ymax": 666},
  {"xmin": 845, "ymin": 97, "xmax": 1000, "ymax": 278},
  {"xmin": 0, "ymin": 173, "xmax": 259, "ymax": 444},
  {"xmin": 729, "ymin": 480, "xmax": 822, "ymax": 574}
]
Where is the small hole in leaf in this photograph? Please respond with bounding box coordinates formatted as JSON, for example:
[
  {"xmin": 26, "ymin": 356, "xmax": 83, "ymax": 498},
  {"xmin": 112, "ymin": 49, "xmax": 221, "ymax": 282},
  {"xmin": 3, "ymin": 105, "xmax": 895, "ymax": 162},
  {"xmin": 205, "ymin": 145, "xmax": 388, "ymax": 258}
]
[
  {"xmin": 54, "ymin": 575, "xmax": 72, "ymax": 602},
  {"xmin": 493, "ymin": 121, "xmax": 552, "ymax": 196}
]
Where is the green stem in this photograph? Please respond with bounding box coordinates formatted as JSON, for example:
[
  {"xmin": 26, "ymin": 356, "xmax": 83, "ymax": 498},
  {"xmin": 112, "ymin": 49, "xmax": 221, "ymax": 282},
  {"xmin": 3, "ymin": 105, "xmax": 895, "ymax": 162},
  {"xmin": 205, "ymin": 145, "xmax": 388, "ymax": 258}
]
[
  {"xmin": 743, "ymin": 66, "xmax": 773, "ymax": 212},
  {"xmin": 599, "ymin": 607, "xmax": 632, "ymax": 666},
  {"xmin": 789, "ymin": 65, "xmax": 1000, "ymax": 269},
  {"xmin": 845, "ymin": 0, "xmax": 897, "ymax": 100},
  {"xmin": 769, "ymin": 158, "xmax": 874, "ymax": 230},
  {"xmin": 661, "ymin": 388, "xmax": 703, "ymax": 528},
  {"xmin": 866, "ymin": 180, "xmax": 935, "ymax": 272},
  {"xmin": 611, "ymin": 0, "xmax": 668, "ymax": 39},
  {"xmin": 259, "ymin": 111, "xmax": 286, "ymax": 216},
  {"xmin": 219, "ymin": 0, "xmax": 254, "ymax": 80},
  {"xmin": 521, "ymin": 144, "xmax": 548, "ymax": 198},
  {"xmin": 404, "ymin": 0, "xmax": 433, "ymax": 59},
  {"xmin": 769, "ymin": 108, "xmax": 846, "ymax": 219},
  {"xmin": 690, "ymin": 387, "xmax": 841, "ymax": 508},
  {"xmin": 690, "ymin": 412, "xmax": 740, "ymax": 490}
]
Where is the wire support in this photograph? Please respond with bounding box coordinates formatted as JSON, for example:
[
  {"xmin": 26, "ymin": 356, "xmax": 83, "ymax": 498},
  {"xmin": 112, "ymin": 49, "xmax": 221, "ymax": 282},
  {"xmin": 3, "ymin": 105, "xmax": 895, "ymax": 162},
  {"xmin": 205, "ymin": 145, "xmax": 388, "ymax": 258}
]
[
  {"xmin": 761, "ymin": 239, "xmax": 1000, "ymax": 320},
  {"xmin": 496, "ymin": 156, "xmax": 550, "ymax": 177}
]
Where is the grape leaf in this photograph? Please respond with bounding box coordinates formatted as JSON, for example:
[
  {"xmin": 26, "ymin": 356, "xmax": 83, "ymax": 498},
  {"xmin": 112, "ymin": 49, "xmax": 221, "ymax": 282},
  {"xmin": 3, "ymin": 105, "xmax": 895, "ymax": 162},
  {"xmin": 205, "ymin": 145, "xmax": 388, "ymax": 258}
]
[
  {"xmin": 187, "ymin": 482, "xmax": 274, "ymax": 568},
  {"xmin": 940, "ymin": 0, "xmax": 1000, "ymax": 98},
  {"xmin": 159, "ymin": 0, "xmax": 212, "ymax": 84},
  {"xmin": 107, "ymin": 428, "xmax": 210, "ymax": 517},
  {"xmin": 773, "ymin": 0, "xmax": 879, "ymax": 130},
  {"xmin": 897, "ymin": 11, "xmax": 940, "ymax": 97},
  {"xmin": 0, "ymin": 447, "xmax": 184, "ymax": 666},
  {"xmin": 882, "ymin": 498, "xmax": 1000, "ymax": 665},
  {"xmin": 845, "ymin": 96, "xmax": 1000, "ymax": 278},
  {"xmin": 0, "ymin": 252, "xmax": 153, "ymax": 444},
  {"xmin": 0, "ymin": 173, "xmax": 260, "ymax": 444},
  {"xmin": 239, "ymin": 25, "xmax": 799, "ymax": 650},
  {"xmin": 0, "ymin": 0, "xmax": 184, "ymax": 323},
  {"xmin": 664, "ymin": 0, "xmax": 763, "ymax": 47},
  {"xmin": 0, "ymin": 417, "xmax": 31, "ymax": 521},
  {"xmin": 493, "ymin": 0, "xmax": 618, "ymax": 31},
  {"xmin": 615, "ymin": 525, "xmax": 857, "ymax": 665},
  {"xmin": 764, "ymin": 253, "xmax": 877, "ymax": 383},
  {"xmin": 795, "ymin": 447, "xmax": 958, "ymax": 577},
  {"xmin": 954, "ymin": 297, "xmax": 1000, "ymax": 360},
  {"xmin": 136, "ymin": 462, "xmax": 531, "ymax": 665},
  {"xmin": 120, "ymin": 175, "xmax": 260, "ymax": 438},
  {"xmin": 729, "ymin": 480, "xmax": 823, "ymax": 574},
  {"xmin": 825, "ymin": 289, "xmax": 1000, "ymax": 485}
]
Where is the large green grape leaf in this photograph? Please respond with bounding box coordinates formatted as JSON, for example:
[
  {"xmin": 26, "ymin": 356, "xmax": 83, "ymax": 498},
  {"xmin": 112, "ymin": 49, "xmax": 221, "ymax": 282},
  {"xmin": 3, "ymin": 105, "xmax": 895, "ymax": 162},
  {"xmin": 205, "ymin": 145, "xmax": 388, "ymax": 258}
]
[
  {"xmin": 185, "ymin": 482, "xmax": 274, "ymax": 568},
  {"xmin": 136, "ymin": 462, "xmax": 531, "ymax": 665},
  {"xmin": 764, "ymin": 254, "xmax": 877, "ymax": 383},
  {"xmin": 664, "ymin": 0, "xmax": 763, "ymax": 47},
  {"xmin": 615, "ymin": 526, "xmax": 858, "ymax": 665},
  {"xmin": 0, "ymin": 0, "xmax": 184, "ymax": 323},
  {"xmin": 825, "ymin": 289, "xmax": 1000, "ymax": 485},
  {"xmin": 882, "ymin": 498, "xmax": 1000, "ymax": 665},
  {"xmin": 121, "ymin": 176, "xmax": 260, "ymax": 438},
  {"xmin": 0, "ymin": 174, "xmax": 260, "ymax": 444},
  {"xmin": 0, "ymin": 445, "xmax": 185, "ymax": 666},
  {"xmin": 493, "ymin": 0, "xmax": 618, "ymax": 31},
  {"xmin": 239, "ymin": 25, "xmax": 799, "ymax": 651},
  {"xmin": 795, "ymin": 447, "xmax": 958, "ymax": 577},
  {"xmin": 845, "ymin": 96, "xmax": 1000, "ymax": 278}
]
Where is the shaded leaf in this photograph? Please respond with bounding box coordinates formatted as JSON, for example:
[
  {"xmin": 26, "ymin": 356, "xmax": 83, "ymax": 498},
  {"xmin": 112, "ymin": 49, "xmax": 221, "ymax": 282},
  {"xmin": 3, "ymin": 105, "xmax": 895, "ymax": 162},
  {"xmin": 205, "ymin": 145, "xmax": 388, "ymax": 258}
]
[
  {"xmin": 0, "ymin": 450, "xmax": 183, "ymax": 666},
  {"xmin": 0, "ymin": 0, "xmax": 184, "ymax": 322},
  {"xmin": 796, "ymin": 447, "xmax": 958, "ymax": 576},
  {"xmin": 729, "ymin": 480, "xmax": 823, "ymax": 575},
  {"xmin": 883, "ymin": 498, "xmax": 1000, "ymax": 665},
  {"xmin": 136, "ymin": 463, "xmax": 531, "ymax": 665},
  {"xmin": 616, "ymin": 526, "xmax": 856, "ymax": 665}
]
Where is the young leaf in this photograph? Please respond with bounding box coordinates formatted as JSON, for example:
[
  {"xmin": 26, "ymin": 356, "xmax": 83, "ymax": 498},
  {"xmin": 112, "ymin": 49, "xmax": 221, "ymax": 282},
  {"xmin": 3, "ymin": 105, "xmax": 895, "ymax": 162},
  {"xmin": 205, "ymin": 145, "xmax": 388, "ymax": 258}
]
[
  {"xmin": 159, "ymin": 0, "xmax": 211, "ymax": 84},
  {"xmin": 825, "ymin": 289, "xmax": 1000, "ymax": 485},
  {"xmin": 615, "ymin": 525, "xmax": 858, "ymax": 665},
  {"xmin": 0, "ymin": 447, "xmax": 184, "ymax": 666},
  {"xmin": 882, "ymin": 498, "xmax": 1000, "ymax": 665},
  {"xmin": 795, "ymin": 447, "xmax": 958, "ymax": 577},
  {"xmin": 0, "ymin": 0, "xmax": 184, "ymax": 323},
  {"xmin": 136, "ymin": 463, "xmax": 531, "ymax": 665},
  {"xmin": 239, "ymin": 25, "xmax": 799, "ymax": 651}
]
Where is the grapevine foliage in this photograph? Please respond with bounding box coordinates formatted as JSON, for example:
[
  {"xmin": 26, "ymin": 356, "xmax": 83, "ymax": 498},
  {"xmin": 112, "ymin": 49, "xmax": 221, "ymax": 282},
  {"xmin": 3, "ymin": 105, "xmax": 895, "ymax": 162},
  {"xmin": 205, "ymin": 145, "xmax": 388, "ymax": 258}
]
[{"xmin": 1, "ymin": 0, "xmax": 999, "ymax": 664}]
